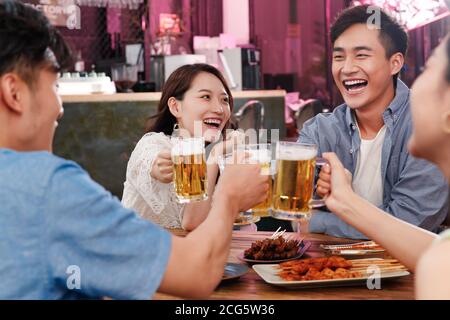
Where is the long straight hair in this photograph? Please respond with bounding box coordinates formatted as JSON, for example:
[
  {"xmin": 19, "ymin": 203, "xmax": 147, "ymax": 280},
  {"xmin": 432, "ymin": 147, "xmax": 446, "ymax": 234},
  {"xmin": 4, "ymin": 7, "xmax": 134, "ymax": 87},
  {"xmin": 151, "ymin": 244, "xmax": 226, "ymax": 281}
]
[{"xmin": 146, "ymin": 63, "xmax": 234, "ymax": 136}]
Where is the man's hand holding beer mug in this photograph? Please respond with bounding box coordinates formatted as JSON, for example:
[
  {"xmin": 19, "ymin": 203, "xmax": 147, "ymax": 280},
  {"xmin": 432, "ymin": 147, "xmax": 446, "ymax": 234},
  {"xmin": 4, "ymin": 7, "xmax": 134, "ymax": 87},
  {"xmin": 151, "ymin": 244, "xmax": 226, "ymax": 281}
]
[{"xmin": 214, "ymin": 151, "xmax": 269, "ymax": 215}]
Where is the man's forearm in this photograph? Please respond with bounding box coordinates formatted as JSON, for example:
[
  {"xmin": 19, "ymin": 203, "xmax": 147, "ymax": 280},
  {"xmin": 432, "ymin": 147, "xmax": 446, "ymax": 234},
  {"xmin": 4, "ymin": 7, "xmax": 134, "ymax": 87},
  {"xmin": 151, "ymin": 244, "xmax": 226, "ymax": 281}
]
[
  {"xmin": 186, "ymin": 192, "xmax": 237, "ymax": 285},
  {"xmin": 158, "ymin": 192, "xmax": 237, "ymax": 298}
]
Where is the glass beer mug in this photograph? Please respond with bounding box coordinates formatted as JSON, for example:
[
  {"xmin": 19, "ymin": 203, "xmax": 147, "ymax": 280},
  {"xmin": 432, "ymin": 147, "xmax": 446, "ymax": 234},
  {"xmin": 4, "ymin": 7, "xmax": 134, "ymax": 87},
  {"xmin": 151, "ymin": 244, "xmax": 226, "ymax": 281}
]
[
  {"xmin": 171, "ymin": 137, "xmax": 208, "ymax": 203},
  {"xmin": 217, "ymin": 151, "xmax": 261, "ymax": 226},
  {"xmin": 271, "ymin": 142, "xmax": 326, "ymax": 221},
  {"xmin": 237, "ymin": 144, "xmax": 273, "ymax": 218}
]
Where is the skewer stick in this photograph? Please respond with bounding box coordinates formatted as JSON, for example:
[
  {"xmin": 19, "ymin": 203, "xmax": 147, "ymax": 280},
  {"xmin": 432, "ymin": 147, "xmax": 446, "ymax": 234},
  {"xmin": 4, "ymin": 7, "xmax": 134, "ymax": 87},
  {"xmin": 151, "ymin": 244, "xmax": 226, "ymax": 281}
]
[
  {"xmin": 351, "ymin": 259, "xmax": 399, "ymax": 263},
  {"xmin": 352, "ymin": 266, "xmax": 408, "ymax": 272},
  {"xmin": 352, "ymin": 260, "xmax": 401, "ymax": 265},
  {"xmin": 270, "ymin": 227, "xmax": 281, "ymax": 239}
]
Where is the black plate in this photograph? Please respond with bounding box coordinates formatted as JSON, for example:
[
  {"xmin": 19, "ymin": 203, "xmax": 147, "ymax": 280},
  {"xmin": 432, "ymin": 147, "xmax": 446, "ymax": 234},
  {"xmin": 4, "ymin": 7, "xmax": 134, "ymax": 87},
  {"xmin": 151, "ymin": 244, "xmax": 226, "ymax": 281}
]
[{"xmin": 222, "ymin": 263, "xmax": 250, "ymax": 281}]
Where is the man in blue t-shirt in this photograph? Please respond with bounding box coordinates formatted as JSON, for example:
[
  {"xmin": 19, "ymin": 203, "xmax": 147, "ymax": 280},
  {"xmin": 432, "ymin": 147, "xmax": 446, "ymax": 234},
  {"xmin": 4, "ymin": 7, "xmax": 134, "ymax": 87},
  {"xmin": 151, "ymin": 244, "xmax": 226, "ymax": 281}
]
[{"xmin": 0, "ymin": 1, "xmax": 268, "ymax": 299}]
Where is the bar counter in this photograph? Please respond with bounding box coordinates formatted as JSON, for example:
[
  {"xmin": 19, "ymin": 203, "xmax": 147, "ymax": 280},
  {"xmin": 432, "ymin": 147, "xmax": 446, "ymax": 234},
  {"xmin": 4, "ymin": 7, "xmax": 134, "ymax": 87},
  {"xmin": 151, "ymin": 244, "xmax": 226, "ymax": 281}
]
[{"xmin": 61, "ymin": 90, "xmax": 286, "ymax": 103}]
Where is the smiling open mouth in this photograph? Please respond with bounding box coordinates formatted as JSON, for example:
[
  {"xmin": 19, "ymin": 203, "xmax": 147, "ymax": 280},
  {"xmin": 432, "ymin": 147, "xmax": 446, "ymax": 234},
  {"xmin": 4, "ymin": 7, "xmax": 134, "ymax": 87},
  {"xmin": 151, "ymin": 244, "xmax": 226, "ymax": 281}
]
[
  {"xmin": 343, "ymin": 79, "xmax": 368, "ymax": 92},
  {"xmin": 203, "ymin": 119, "xmax": 222, "ymax": 129}
]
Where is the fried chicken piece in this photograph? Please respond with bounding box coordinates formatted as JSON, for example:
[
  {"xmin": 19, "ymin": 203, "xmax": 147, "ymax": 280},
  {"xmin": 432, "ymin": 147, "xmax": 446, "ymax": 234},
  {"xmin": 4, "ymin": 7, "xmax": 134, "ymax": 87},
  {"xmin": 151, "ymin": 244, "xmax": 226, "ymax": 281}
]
[
  {"xmin": 302, "ymin": 267, "xmax": 323, "ymax": 280},
  {"xmin": 279, "ymin": 259, "xmax": 304, "ymax": 268},
  {"xmin": 325, "ymin": 256, "xmax": 353, "ymax": 269},
  {"xmin": 277, "ymin": 256, "xmax": 363, "ymax": 281},
  {"xmin": 291, "ymin": 263, "xmax": 311, "ymax": 275},
  {"xmin": 320, "ymin": 268, "xmax": 335, "ymax": 279}
]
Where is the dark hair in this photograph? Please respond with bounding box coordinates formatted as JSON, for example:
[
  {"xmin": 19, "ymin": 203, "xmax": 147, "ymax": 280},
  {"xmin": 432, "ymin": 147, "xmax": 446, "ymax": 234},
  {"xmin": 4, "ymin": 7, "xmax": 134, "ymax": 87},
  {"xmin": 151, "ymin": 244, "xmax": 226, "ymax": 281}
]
[
  {"xmin": 0, "ymin": 0, "xmax": 72, "ymax": 87},
  {"xmin": 146, "ymin": 63, "xmax": 234, "ymax": 136},
  {"xmin": 331, "ymin": 4, "xmax": 408, "ymax": 83}
]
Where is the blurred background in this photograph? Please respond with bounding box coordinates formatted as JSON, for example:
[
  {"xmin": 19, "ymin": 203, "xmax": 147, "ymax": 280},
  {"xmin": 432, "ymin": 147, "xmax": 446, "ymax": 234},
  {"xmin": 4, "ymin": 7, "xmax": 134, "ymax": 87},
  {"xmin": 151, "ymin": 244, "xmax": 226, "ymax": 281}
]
[{"xmin": 26, "ymin": 0, "xmax": 450, "ymax": 109}]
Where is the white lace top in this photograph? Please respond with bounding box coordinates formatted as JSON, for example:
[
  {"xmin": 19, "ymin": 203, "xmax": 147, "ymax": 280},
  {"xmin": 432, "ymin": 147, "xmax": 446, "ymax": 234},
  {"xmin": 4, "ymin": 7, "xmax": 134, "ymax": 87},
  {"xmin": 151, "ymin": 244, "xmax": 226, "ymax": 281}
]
[{"xmin": 122, "ymin": 132, "xmax": 185, "ymax": 229}]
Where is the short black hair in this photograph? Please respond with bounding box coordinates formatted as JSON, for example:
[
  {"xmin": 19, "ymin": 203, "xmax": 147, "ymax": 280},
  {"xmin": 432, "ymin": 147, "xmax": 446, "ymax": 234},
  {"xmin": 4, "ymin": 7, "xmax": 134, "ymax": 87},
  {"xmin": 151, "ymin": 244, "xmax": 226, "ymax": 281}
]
[
  {"xmin": 0, "ymin": 0, "xmax": 72, "ymax": 87},
  {"xmin": 331, "ymin": 5, "xmax": 408, "ymax": 83}
]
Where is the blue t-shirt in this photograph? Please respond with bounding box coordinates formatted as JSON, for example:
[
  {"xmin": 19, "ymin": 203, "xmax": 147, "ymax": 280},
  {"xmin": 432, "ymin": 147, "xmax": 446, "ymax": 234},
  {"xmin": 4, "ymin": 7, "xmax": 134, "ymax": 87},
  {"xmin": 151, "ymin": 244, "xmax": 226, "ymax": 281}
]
[{"xmin": 0, "ymin": 149, "xmax": 172, "ymax": 299}]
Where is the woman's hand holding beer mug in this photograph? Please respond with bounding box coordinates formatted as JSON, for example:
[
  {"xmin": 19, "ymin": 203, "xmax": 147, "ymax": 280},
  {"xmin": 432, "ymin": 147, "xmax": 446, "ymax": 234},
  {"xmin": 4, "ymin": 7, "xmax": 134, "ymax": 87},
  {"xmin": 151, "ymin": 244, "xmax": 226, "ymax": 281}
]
[
  {"xmin": 318, "ymin": 152, "xmax": 355, "ymax": 215},
  {"xmin": 316, "ymin": 158, "xmax": 352, "ymax": 200},
  {"xmin": 150, "ymin": 150, "xmax": 174, "ymax": 184}
]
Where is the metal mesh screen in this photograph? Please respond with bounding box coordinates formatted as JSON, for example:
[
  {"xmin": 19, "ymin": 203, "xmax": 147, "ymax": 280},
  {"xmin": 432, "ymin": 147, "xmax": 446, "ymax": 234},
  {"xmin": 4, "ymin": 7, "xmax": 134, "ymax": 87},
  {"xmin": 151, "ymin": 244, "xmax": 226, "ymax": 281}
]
[{"xmin": 56, "ymin": 2, "xmax": 148, "ymax": 74}]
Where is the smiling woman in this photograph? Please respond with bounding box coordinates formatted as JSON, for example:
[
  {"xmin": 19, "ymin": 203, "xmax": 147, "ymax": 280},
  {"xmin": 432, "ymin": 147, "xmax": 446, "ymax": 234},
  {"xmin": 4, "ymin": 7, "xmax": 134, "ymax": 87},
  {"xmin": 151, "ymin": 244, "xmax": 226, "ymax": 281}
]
[
  {"xmin": 121, "ymin": 63, "xmax": 247, "ymax": 231},
  {"xmin": 147, "ymin": 63, "xmax": 234, "ymax": 138}
]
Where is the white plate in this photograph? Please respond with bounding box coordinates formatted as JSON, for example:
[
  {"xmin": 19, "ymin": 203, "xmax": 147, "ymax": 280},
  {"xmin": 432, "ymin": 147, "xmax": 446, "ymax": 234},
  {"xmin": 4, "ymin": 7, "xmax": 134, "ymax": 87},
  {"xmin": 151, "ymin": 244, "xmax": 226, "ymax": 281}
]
[{"xmin": 253, "ymin": 262, "xmax": 410, "ymax": 289}]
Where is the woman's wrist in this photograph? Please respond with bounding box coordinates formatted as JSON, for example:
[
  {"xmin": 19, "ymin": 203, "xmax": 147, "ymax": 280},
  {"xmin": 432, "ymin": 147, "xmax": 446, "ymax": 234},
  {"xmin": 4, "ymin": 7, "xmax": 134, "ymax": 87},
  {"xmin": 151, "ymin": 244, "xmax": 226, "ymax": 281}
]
[{"xmin": 331, "ymin": 188, "xmax": 359, "ymax": 218}]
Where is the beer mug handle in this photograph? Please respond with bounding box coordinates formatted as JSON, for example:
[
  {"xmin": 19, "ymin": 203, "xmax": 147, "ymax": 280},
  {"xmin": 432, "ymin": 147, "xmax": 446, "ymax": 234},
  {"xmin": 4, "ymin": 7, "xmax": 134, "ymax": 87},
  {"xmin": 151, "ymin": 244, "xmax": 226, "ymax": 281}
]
[
  {"xmin": 316, "ymin": 157, "xmax": 328, "ymax": 167},
  {"xmin": 309, "ymin": 157, "xmax": 329, "ymax": 209}
]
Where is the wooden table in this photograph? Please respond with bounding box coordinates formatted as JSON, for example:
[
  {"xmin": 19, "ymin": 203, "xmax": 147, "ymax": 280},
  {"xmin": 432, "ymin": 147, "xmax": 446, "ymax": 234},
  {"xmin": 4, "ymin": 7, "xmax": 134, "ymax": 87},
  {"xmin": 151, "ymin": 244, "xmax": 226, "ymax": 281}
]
[{"xmin": 154, "ymin": 230, "xmax": 415, "ymax": 300}]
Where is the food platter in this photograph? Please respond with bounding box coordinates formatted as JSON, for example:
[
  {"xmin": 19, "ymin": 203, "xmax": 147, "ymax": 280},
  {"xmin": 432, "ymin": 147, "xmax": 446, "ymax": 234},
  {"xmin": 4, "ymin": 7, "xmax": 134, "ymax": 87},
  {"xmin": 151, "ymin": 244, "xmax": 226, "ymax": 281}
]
[{"xmin": 253, "ymin": 257, "xmax": 409, "ymax": 289}]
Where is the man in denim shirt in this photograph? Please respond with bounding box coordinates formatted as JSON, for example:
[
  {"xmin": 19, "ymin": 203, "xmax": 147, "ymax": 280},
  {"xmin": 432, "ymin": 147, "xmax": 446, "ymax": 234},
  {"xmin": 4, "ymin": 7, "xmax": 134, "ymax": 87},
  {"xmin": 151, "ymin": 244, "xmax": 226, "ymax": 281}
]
[{"xmin": 299, "ymin": 5, "xmax": 449, "ymax": 239}]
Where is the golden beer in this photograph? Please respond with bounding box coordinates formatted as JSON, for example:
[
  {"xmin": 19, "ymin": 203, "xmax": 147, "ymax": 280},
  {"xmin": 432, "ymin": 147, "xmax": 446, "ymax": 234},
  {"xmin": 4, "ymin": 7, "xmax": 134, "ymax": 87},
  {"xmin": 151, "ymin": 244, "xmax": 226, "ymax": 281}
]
[
  {"xmin": 217, "ymin": 150, "xmax": 262, "ymax": 225},
  {"xmin": 172, "ymin": 138, "xmax": 208, "ymax": 203},
  {"xmin": 272, "ymin": 142, "xmax": 321, "ymax": 220},
  {"xmin": 249, "ymin": 162, "xmax": 273, "ymax": 217},
  {"xmin": 239, "ymin": 144, "xmax": 273, "ymax": 217}
]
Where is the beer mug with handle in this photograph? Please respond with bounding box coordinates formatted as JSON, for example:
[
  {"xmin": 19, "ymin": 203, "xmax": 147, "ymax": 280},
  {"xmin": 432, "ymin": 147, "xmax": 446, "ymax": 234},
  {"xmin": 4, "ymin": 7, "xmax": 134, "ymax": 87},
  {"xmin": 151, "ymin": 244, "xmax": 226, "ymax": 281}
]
[
  {"xmin": 237, "ymin": 143, "xmax": 273, "ymax": 218},
  {"xmin": 217, "ymin": 151, "xmax": 261, "ymax": 226},
  {"xmin": 271, "ymin": 141, "xmax": 326, "ymax": 221},
  {"xmin": 171, "ymin": 136, "xmax": 208, "ymax": 203}
]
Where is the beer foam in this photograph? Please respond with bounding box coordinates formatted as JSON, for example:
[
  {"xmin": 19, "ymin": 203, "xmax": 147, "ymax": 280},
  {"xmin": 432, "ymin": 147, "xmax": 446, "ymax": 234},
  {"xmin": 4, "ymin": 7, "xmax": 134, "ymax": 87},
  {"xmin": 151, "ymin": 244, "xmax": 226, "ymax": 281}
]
[
  {"xmin": 248, "ymin": 149, "xmax": 272, "ymax": 164},
  {"xmin": 277, "ymin": 146, "xmax": 317, "ymax": 160},
  {"xmin": 172, "ymin": 139, "xmax": 204, "ymax": 156}
]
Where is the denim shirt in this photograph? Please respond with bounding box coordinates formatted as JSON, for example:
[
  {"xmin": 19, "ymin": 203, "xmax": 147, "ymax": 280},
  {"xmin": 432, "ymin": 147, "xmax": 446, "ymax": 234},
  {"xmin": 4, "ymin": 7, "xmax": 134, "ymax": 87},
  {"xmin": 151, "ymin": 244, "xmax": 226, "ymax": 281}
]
[{"xmin": 299, "ymin": 80, "xmax": 449, "ymax": 239}]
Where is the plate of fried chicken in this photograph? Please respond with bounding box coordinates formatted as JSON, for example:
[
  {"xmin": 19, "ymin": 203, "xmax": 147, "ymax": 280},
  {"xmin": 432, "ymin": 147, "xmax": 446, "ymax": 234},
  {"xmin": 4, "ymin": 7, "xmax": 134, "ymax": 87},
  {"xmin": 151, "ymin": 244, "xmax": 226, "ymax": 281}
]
[{"xmin": 253, "ymin": 256, "xmax": 410, "ymax": 288}]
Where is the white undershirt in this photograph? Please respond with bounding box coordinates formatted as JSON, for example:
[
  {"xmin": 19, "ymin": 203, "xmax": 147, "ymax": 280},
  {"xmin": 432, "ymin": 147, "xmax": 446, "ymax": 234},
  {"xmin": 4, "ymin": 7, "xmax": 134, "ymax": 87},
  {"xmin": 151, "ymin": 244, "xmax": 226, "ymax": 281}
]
[{"xmin": 352, "ymin": 124, "xmax": 387, "ymax": 208}]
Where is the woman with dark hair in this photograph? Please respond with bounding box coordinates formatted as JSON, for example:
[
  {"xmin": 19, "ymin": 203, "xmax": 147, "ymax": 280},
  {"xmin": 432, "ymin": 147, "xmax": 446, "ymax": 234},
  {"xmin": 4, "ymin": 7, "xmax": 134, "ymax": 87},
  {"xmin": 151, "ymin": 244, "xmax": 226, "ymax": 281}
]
[
  {"xmin": 318, "ymin": 35, "xmax": 450, "ymax": 299},
  {"xmin": 122, "ymin": 64, "xmax": 244, "ymax": 231}
]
